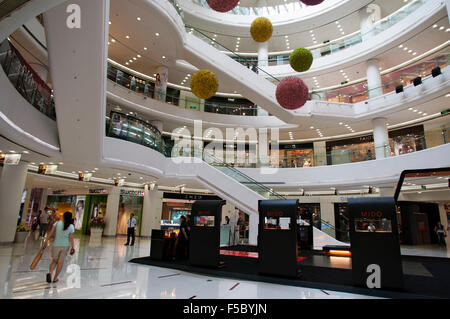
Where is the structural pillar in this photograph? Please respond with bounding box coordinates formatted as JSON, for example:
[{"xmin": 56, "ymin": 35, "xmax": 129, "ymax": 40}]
[
  {"xmin": 154, "ymin": 65, "xmax": 168, "ymax": 102},
  {"xmin": 104, "ymin": 187, "xmax": 120, "ymax": 236},
  {"xmin": 141, "ymin": 186, "xmax": 163, "ymax": 238},
  {"xmin": 0, "ymin": 162, "xmax": 28, "ymax": 243},
  {"xmin": 366, "ymin": 58, "xmax": 383, "ymax": 99},
  {"xmin": 372, "ymin": 117, "xmax": 390, "ymax": 159}
]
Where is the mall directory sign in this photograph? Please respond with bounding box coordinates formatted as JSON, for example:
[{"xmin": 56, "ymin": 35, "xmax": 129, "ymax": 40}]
[
  {"xmin": 189, "ymin": 200, "xmax": 225, "ymax": 268},
  {"xmin": 258, "ymin": 199, "xmax": 299, "ymax": 278},
  {"xmin": 348, "ymin": 197, "xmax": 403, "ymax": 290}
]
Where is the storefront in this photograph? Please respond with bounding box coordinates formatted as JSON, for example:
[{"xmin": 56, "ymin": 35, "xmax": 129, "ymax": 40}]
[
  {"xmin": 116, "ymin": 189, "xmax": 144, "ymax": 236},
  {"xmin": 45, "ymin": 189, "xmax": 108, "ymax": 234},
  {"xmin": 272, "ymin": 143, "xmax": 314, "ymax": 168},
  {"xmin": 326, "ymin": 125, "xmax": 426, "ymax": 165}
]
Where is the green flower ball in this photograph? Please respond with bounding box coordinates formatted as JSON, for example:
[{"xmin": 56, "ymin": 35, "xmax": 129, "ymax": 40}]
[{"xmin": 289, "ymin": 48, "xmax": 313, "ymax": 72}]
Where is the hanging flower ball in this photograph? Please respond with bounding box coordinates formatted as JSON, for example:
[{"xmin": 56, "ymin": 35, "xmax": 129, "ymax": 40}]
[
  {"xmin": 300, "ymin": 0, "xmax": 325, "ymax": 5},
  {"xmin": 250, "ymin": 17, "xmax": 273, "ymax": 43},
  {"xmin": 276, "ymin": 77, "xmax": 309, "ymax": 110},
  {"xmin": 289, "ymin": 48, "xmax": 313, "ymax": 72},
  {"xmin": 206, "ymin": 0, "xmax": 239, "ymax": 12},
  {"xmin": 190, "ymin": 69, "xmax": 219, "ymax": 99}
]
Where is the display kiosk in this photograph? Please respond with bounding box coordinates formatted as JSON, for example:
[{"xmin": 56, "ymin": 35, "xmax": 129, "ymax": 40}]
[
  {"xmin": 150, "ymin": 229, "xmax": 177, "ymax": 260},
  {"xmin": 258, "ymin": 199, "xmax": 300, "ymax": 278},
  {"xmin": 348, "ymin": 197, "xmax": 403, "ymax": 290},
  {"xmin": 189, "ymin": 200, "xmax": 225, "ymax": 268}
]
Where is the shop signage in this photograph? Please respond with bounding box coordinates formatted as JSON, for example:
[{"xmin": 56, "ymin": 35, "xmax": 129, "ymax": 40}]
[
  {"xmin": 163, "ymin": 192, "xmax": 222, "ymax": 201},
  {"xmin": 52, "ymin": 189, "xmax": 66, "ymax": 195},
  {"xmin": 89, "ymin": 189, "xmax": 107, "ymax": 194},
  {"xmin": 120, "ymin": 189, "xmax": 144, "ymax": 197}
]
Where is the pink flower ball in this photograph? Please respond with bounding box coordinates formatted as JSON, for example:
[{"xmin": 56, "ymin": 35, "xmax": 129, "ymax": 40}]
[
  {"xmin": 276, "ymin": 77, "xmax": 309, "ymax": 110},
  {"xmin": 300, "ymin": 0, "xmax": 325, "ymax": 5},
  {"xmin": 206, "ymin": 0, "xmax": 240, "ymax": 12}
]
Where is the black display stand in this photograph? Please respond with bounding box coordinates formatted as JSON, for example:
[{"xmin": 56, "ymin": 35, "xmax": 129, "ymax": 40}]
[
  {"xmin": 258, "ymin": 199, "xmax": 299, "ymax": 278},
  {"xmin": 189, "ymin": 200, "xmax": 225, "ymax": 268},
  {"xmin": 150, "ymin": 229, "xmax": 176, "ymax": 260},
  {"xmin": 348, "ymin": 197, "xmax": 403, "ymax": 290}
]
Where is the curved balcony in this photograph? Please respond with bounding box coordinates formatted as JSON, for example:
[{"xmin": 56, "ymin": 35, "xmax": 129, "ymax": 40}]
[
  {"xmin": 0, "ymin": 40, "xmax": 55, "ymax": 120},
  {"xmin": 107, "ymin": 50, "xmax": 450, "ymax": 117},
  {"xmin": 105, "ymin": 109, "xmax": 450, "ymax": 169}
]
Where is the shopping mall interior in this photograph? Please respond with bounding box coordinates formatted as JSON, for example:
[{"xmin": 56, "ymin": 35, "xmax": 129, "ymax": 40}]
[{"xmin": 0, "ymin": 0, "xmax": 449, "ymax": 300}]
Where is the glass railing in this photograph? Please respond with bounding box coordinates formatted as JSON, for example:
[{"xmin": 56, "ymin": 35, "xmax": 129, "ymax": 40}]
[
  {"xmin": 312, "ymin": 51, "xmax": 450, "ymax": 103},
  {"xmin": 183, "ymin": 0, "xmax": 425, "ymax": 67},
  {"xmin": 0, "ymin": 40, "xmax": 56, "ymax": 120},
  {"xmin": 105, "ymin": 109, "xmax": 450, "ymax": 169},
  {"xmin": 107, "ymin": 63, "xmax": 260, "ymax": 116},
  {"xmin": 187, "ymin": 0, "xmax": 313, "ymax": 15}
]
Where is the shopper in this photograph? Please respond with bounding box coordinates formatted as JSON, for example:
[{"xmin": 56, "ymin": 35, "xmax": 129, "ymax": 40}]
[
  {"xmin": 39, "ymin": 209, "xmax": 50, "ymax": 237},
  {"xmin": 124, "ymin": 213, "xmax": 137, "ymax": 246},
  {"xmin": 43, "ymin": 211, "xmax": 75, "ymax": 283},
  {"xmin": 225, "ymin": 216, "xmax": 230, "ymax": 225},
  {"xmin": 175, "ymin": 216, "xmax": 189, "ymax": 260},
  {"xmin": 435, "ymin": 221, "xmax": 447, "ymax": 247}
]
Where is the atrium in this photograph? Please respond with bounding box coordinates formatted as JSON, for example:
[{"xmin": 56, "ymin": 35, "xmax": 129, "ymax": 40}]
[{"xmin": 0, "ymin": 0, "xmax": 449, "ymax": 302}]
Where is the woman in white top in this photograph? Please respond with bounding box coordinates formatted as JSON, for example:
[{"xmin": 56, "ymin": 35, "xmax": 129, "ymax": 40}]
[{"xmin": 43, "ymin": 212, "xmax": 75, "ymax": 283}]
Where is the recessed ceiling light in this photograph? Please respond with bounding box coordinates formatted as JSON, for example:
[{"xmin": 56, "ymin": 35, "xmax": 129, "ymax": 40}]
[
  {"xmin": 137, "ymin": 54, "xmax": 141, "ymax": 58},
  {"xmin": 144, "ymin": 47, "xmax": 148, "ymax": 50},
  {"xmin": 137, "ymin": 17, "xmax": 141, "ymax": 21},
  {"xmin": 109, "ymin": 21, "xmax": 111, "ymax": 25},
  {"xmin": 111, "ymin": 38, "xmax": 116, "ymax": 43},
  {"xmin": 155, "ymin": 33, "xmax": 160, "ymax": 36},
  {"xmin": 126, "ymin": 35, "xmax": 130, "ymax": 39},
  {"xmin": 433, "ymin": 24, "xmax": 438, "ymax": 28},
  {"xmin": 162, "ymin": 56, "xmax": 166, "ymax": 59}
]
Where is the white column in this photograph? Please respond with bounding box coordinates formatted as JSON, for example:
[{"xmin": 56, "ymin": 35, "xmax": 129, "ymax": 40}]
[
  {"xmin": 141, "ymin": 187, "xmax": 163, "ymax": 237},
  {"xmin": 0, "ymin": 163, "xmax": 28, "ymax": 243},
  {"xmin": 154, "ymin": 65, "xmax": 168, "ymax": 102},
  {"xmin": 257, "ymin": 42, "xmax": 268, "ymax": 67},
  {"xmin": 366, "ymin": 58, "xmax": 383, "ymax": 99},
  {"xmin": 372, "ymin": 117, "xmax": 390, "ymax": 159},
  {"xmin": 438, "ymin": 204, "xmax": 449, "ymax": 247},
  {"xmin": 249, "ymin": 213, "xmax": 258, "ymax": 246},
  {"xmin": 104, "ymin": 187, "xmax": 120, "ymax": 236}
]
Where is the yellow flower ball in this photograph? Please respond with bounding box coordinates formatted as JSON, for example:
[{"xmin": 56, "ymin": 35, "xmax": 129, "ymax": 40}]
[
  {"xmin": 250, "ymin": 17, "xmax": 273, "ymax": 43},
  {"xmin": 190, "ymin": 69, "xmax": 219, "ymax": 100}
]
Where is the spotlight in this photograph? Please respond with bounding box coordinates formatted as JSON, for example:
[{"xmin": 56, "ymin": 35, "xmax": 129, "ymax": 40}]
[
  {"xmin": 395, "ymin": 85, "xmax": 404, "ymax": 93},
  {"xmin": 431, "ymin": 66, "xmax": 441, "ymax": 77},
  {"xmin": 413, "ymin": 77, "xmax": 422, "ymax": 86}
]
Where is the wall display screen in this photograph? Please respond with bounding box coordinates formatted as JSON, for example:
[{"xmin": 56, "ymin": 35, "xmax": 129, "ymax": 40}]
[
  {"xmin": 170, "ymin": 209, "xmax": 191, "ymax": 224},
  {"xmin": 354, "ymin": 217, "xmax": 392, "ymax": 233},
  {"xmin": 264, "ymin": 216, "xmax": 291, "ymax": 230},
  {"xmin": 194, "ymin": 216, "xmax": 215, "ymax": 227},
  {"xmin": 4, "ymin": 154, "xmax": 21, "ymax": 165}
]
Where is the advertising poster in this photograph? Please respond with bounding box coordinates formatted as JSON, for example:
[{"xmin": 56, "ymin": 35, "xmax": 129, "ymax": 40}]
[
  {"xmin": 445, "ymin": 203, "xmax": 450, "ymax": 231},
  {"xmin": 74, "ymin": 196, "xmax": 86, "ymax": 230},
  {"xmin": 4, "ymin": 154, "xmax": 21, "ymax": 165}
]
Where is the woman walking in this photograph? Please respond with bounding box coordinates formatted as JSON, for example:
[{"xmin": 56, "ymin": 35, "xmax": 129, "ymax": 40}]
[{"xmin": 43, "ymin": 211, "xmax": 75, "ymax": 283}]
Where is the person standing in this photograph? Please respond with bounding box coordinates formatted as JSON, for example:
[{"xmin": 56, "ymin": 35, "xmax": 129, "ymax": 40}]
[
  {"xmin": 39, "ymin": 209, "xmax": 50, "ymax": 237},
  {"xmin": 124, "ymin": 213, "xmax": 137, "ymax": 246},
  {"xmin": 175, "ymin": 216, "xmax": 189, "ymax": 260},
  {"xmin": 435, "ymin": 221, "xmax": 447, "ymax": 247},
  {"xmin": 43, "ymin": 211, "xmax": 75, "ymax": 283}
]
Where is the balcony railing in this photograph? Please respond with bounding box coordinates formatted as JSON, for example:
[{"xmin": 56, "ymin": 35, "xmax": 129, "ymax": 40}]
[
  {"xmin": 106, "ymin": 109, "xmax": 450, "ymax": 168},
  {"xmin": 0, "ymin": 40, "xmax": 56, "ymax": 120}
]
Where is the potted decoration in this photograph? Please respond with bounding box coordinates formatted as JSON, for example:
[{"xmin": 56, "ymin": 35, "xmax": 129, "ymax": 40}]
[
  {"xmin": 89, "ymin": 217, "xmax": 105, "ymax": 245},
  {"xmin": 15, "ymin": 223, "xmax": 30, "ymax": 243}
]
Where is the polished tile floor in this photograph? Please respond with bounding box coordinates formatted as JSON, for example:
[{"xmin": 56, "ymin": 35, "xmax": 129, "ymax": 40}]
[{"xmin": 1, "ymin": 233, "xmax": 446, "ymax": 299}]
